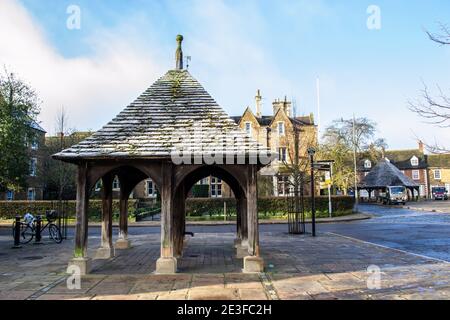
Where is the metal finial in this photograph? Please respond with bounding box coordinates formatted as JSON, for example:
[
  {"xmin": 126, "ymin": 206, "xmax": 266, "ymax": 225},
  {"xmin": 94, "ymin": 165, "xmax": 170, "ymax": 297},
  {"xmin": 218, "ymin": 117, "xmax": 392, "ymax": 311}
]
[{"xmin": 176, "ymin": 35, "xmax": 184, "ymax": 70}]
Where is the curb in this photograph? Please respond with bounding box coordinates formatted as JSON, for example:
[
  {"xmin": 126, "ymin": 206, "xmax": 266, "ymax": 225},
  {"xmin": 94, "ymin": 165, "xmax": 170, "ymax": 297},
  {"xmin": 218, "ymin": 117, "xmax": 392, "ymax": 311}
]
[{"xmin": 0, "ymin": 214, "xmax": 371, "ymax": 229}]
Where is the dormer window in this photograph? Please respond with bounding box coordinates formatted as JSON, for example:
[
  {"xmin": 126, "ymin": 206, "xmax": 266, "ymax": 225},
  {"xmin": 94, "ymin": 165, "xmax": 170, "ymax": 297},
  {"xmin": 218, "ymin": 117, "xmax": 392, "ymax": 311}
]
[
  {"xmin": 278, "ymin": 122, "xmax": 285, "ymax": 136},
  {"xmin": 245, "ymin": 122, "xmax": 252, "ymax": 135},
  {"xmin": 411, "ymin": 156, "xmax": 419, "ymax": 166},
  {"xmin": 364, "ymin": 160, "xmax": 372, "ymax": 169}
]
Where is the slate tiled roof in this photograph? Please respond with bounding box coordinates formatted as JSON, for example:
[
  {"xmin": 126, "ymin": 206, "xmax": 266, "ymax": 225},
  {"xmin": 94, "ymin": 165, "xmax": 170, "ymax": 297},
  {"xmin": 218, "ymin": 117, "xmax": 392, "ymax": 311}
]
[
  {"xmin": 360, "ymin": 159, "xmax": 419, "ymax": 189},
  {"xmin": 231, "ymin": 115, "xmax": 314, "ymax": 127},
  {"xmin": 53, "ymin": 70, "xmax": 267, "ymax": 161},
  {"xmin": 428, "ymin": 154, "xmax": 450, "ymax": 168}
]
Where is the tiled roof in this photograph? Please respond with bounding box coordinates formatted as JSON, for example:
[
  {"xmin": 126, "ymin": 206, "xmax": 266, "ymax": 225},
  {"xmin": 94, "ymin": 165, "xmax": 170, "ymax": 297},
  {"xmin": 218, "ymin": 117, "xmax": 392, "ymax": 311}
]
[
  {"xmin": 361, "ymin": 159, "xmax": 419, "ymax": 189},
  {"xmin": 231, "ymin": 115, "xmax": 314, "ymax": 127},
  {"xmin": 53, "ymin": 70, "xmax": 267, "ymax": 161},
  {"xmin": 29, "ymin": 121, "xmax": 46, "ymax": 133},
  {"xmin": 428, "ymin": 154, "xmax": 450, "ymax": 168}
]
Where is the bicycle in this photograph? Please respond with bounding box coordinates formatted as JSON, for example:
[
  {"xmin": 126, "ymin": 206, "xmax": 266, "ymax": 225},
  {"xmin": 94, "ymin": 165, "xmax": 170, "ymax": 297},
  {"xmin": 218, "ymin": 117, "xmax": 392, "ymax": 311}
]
[{"xmin": 12, "ymin": 211, "xmax": 63, "ymax": 244}]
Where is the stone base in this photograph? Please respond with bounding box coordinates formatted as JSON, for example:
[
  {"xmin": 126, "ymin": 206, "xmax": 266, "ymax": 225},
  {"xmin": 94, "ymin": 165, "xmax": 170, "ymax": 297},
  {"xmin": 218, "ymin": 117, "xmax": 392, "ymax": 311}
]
[
  {"xmin": 234, "ymin": 238, "xmax": 242, "ymax": 248},
  {"xmin": 243, "ymin": 256, "xmax": 264, "ymax": 273},
  {"xmin": 68, "ymin": 257, "xmax": 92, "ymax": 276},
  {"xmin": 95, "ymin": 247, "xmax": 115, "ymax": 259},
  {"xmin": 236, "ymin": 245, "xmax": 249, "ymax": 259},
  {"xmin": 115, "ymin": 239, "xmax": 131, "ymax": 249},
  {"xmin": 155, "ymin": 257, "xmax": 178, "ymax": 274}
]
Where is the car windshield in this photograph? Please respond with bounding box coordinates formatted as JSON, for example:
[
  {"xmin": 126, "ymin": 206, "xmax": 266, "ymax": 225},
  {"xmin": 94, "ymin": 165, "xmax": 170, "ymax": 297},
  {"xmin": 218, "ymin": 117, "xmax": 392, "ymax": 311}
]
[
  {"xmin": 390, "ymin": 187, "xmax": 405, "ymax": 194},
  {"xmin": 433, "ymin": 188, "xmax": 445, "ymax": 193}
]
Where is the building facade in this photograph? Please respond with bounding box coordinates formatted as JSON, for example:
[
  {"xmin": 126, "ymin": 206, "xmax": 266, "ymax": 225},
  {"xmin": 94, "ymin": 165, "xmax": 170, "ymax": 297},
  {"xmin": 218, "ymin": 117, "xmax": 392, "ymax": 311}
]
[
  {"xmin": 427, "ymin": 154, "xmax": 450, "ymax": 196},
  {"xmin": 1, "ymin": 122, "xmax": 46, "ymax": 201},
  {"xmin": 232, "ymin": 90, "xmax": 318, "ymax": 197}
]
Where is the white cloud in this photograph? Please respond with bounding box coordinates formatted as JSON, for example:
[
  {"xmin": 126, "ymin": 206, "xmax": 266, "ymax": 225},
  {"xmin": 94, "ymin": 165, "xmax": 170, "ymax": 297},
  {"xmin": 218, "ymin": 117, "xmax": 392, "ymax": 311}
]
[{"xmin": 0, "ymin": 0, "xmax": 165, "ymax": 134}]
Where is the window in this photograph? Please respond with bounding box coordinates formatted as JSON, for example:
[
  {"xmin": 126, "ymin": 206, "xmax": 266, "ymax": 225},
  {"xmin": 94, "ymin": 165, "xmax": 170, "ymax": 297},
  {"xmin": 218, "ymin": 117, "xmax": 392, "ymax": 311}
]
[
  {"xmin": 277, "ymin": 176, "xmax": 289, "ymax": 196},
  {"xmin": 279, "ymin": 147, "xmax": 287, "ymax": 162},
  {"xmin": 27, "ymin": 188, "xmax": 35, "ymax": 201},
  {"xmin": 411, "ymin": 156, "xmax": 419, "ymax": 166},
  {"xmin": 210, "ymin": 177, "xmax": 222, "ymax": 198},
  {"xmin": 434, "ymin": 170, "xmax": 442, "ymax": 180},
  {"xmin": 29, "ymin": 158, "xmax": 37, "ymax": 177},
  {"xmin": 278, "ymin": 122, "xmax": 285, "ymax": 136},
  {"xmin": 245, "ymin": 122, "xmax": 252, "ymax": 135},
  {"xmin": 146, "ymin": 179, "xmax": 157, "ymax": 198},
  {"xmin": 412, "ymin": 170, "xmax": 420, "ymax": 180},
  {"xmin": 31, "ymin": 139, "xmax": 39, "ymax": 150},
  {"xmin": 95, "ymin": 181, "xmax": 102, "ymax": 191},
  {"xmin": 112, "ymin": 177, "xmax": 120, "ymax": 190},
  {"xmin": 6, "ymin": 190, "xmax": 14, "ymax": 201},
  {"xmin": 364, "ymin": 160, "xmax": 372, "ymax": 169}
]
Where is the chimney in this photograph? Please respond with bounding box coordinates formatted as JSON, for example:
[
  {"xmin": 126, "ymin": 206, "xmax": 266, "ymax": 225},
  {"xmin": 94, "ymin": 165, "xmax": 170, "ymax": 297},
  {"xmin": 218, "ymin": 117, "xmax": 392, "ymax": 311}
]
[
  {"xmin": 255, "ymin": 89, "xmax": 262, "ymax": 118},
  {"xmin": 418, "ymin": 140, "xmax": 424, "ymax": 153},
  {"xmin": 284, "ymin": 97, "xmax": 292, "ymax": 117},
  {"xmin": 175, "ymin": 35, "xmax": 184, "ymax": 70}
]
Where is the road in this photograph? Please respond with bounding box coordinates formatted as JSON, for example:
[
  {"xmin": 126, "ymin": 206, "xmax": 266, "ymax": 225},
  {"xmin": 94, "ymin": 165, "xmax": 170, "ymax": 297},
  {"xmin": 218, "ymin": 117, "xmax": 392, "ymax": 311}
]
[{"xmin": 2, "ymin": 204, "xmax": 450, "ymax": 262}]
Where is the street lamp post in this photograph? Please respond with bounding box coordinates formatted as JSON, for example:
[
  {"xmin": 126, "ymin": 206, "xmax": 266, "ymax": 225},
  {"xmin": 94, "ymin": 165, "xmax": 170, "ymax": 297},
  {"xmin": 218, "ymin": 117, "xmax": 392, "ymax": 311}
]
[{"xmin": 308, "ymin": 147, "xmax": 316, "ymax": 237}]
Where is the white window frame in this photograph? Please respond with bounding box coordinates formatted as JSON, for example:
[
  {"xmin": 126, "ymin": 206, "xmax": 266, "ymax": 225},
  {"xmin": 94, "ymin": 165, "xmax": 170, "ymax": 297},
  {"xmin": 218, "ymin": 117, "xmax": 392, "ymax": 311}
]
[
  {"xmin": 31, "ymin": 139, "xmax": 39, "ymax": 150},
  {"xmin": 6, "ymin": 190, "xmax": 14, "ymax": 201},
  {"xmin": 279, "ymin": 147, "xmax": 287, "ymax": 162},
  {"xmin": 29, "ymin": 158, "xmax": 37, "ymax": 177},
  {"xmin": 434, "ymin": 169, "xmax": 442, "ymax": 180},
  {"xmin": 27, "ymin": 188, "xmax": 36, "ymax": 201},
  {"xmin": 411, "ymin": 156, "xmax": 419, "ymax": 166},
  {"xmin": 277, "ymin": 176, "xmax": 289, "ymax": 196},
  {"xmin": 146, "ymin": 179, "xmax": 157, "ymax": 198},
  {"xmin": 278, "ymin": 122, "xmax": 285, "ymax": 136},
  {"xmin": 210, "ymin": 177, "xmax": 222, "ymax": 198},
  {"xmin": 364, "ymin": 160, "xmax": 372, "ymax": 169},
  {"xmin": 412, "ymin": 170, "xmax": 420, "ymax": 180},
  {"xmin": 112, "ymin": 177, "xmax": 120, "ymax": 190},
  {"xmin": 244, "ymin": 122, "xmax": 252, "ymax": 136}
]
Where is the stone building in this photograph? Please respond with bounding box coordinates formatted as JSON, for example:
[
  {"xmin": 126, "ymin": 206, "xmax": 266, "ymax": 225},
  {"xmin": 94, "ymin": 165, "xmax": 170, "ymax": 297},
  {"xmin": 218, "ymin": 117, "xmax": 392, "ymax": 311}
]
[
  {"xmin": 232, "ymin": 91, "xmax": 317, "ymax": 196},
  {"xmin": 427, "ymin": 153, "xmax": 450, "ymax": 196},
  {"xmin": 1, "ymin": 121, "xmax": 46, "ymax": 201}
]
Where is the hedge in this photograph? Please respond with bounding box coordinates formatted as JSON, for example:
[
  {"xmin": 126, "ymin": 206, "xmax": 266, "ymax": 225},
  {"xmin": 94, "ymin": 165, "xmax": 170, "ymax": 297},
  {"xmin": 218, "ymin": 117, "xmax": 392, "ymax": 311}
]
[
  {"xmin": 0, "ymin": 196, "xmax": 354, "ymax": 220},
  {"xmin": 185, "ymin": 196, "xmax": 354, "ymax": 217},
  {"xmin": 0, "ymin": 200, "xmax": 137, "ymax": 220}
]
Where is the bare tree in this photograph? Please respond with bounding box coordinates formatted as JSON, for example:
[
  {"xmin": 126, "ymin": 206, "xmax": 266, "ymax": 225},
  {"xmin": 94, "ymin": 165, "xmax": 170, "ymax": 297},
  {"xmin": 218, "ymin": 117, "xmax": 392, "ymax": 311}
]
[{"xmin": 409, "ymin": 23, "xmax": 450, "ymax": 152}]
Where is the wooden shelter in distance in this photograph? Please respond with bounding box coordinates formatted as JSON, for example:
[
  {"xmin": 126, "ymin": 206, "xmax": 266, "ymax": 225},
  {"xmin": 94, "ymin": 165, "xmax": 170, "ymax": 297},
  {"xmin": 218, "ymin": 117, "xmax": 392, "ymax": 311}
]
[
  {"xmin": 53, "ymin": 35, "xmax": 272, "ymax": 274},
  {"xmin": 359, "ymin": 159, "xmax": 420, "ymax": 199}
]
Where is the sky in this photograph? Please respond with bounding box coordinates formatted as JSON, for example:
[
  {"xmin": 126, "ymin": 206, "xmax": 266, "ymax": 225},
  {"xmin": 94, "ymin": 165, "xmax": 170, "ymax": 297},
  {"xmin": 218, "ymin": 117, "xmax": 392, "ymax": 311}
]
[{"xmin": 0, "ymin": 0, "xmax": 449, "ymax": 150}]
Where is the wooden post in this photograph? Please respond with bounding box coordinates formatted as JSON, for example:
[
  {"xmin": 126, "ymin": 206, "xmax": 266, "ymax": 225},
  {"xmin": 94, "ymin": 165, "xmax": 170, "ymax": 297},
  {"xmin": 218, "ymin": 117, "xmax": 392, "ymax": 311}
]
[
  {"xmin": 96, "ymin": 173, "xmax": 114, "ymax": 259},
  {"xmin": 116, "ymin": 178, "xmax": 130, "ymax": 249},
  {"xmin": 69, "ymin": 163, "xmax": 91, "ymax": 275},
  {"xmin": 173, "ymin": 184, "xmax": 185, "ymax": 258},
  {"xmin": 156, "ymin": 162, "xmax": 177, "ymax": 274},
  {"xmin": 243, "ymin": 165, "xmax": 264, "ymax": 273}
]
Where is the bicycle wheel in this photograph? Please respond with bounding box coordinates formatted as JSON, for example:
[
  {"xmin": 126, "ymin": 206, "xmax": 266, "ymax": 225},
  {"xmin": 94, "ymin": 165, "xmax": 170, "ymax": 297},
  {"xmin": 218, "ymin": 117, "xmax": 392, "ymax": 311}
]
[
  {"xmin": 12, "ymin": 222, "xmax": 34, "ymax": 244},
  {"xmin": 49, "ymin": 224, "xmax": 62, "ymax": 243}
]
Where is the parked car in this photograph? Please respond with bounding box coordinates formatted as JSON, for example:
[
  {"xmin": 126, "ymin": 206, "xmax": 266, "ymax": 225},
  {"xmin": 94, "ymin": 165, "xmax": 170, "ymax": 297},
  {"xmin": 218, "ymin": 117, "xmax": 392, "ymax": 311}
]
[
  {"xmin": 379, "ymin": 186, "xmax": 408, "ymax": 205},
  {"xmin": 432, "ymin": 187, "xmax": 448, "ymax": 201}
]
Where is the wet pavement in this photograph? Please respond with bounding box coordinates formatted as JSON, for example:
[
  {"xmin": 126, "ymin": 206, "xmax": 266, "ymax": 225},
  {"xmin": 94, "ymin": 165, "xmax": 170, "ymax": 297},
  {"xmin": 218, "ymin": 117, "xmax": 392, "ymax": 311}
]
[{"xmin": 1, "ymin": 203, "xmax": 450, "ymax": 300}]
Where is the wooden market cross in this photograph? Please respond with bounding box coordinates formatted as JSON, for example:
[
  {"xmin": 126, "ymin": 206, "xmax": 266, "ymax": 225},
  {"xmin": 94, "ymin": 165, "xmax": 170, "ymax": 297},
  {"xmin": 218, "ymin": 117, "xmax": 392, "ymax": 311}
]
[{"xmin": 53, "ymin": 35, "xmax": 270, "ymax": 275}]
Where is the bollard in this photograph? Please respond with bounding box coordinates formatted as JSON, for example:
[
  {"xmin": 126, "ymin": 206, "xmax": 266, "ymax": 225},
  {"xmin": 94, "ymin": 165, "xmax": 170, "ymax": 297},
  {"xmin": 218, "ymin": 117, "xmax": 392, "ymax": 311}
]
[
  {"xmin": 12, "ymin": 216, "xmax": 22, "ymax": 249},
  {"xmin": 34, "ymin": 215, "xmax": 42, "ymax": 244}
]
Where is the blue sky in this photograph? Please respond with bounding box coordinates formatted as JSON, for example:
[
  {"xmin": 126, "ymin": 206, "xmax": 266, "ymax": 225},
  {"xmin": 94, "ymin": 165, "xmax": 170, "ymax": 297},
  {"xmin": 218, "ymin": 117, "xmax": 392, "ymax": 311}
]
[{"xmin": 1, "ymin": 0, "xmax": 449, "ymax": 149}]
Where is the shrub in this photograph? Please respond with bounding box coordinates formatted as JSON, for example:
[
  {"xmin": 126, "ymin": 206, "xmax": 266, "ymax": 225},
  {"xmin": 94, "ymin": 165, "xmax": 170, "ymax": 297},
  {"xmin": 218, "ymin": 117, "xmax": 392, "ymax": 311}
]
[{"xmin": 0, "ymin": 200, "xmax": 137, "ymax": 220}]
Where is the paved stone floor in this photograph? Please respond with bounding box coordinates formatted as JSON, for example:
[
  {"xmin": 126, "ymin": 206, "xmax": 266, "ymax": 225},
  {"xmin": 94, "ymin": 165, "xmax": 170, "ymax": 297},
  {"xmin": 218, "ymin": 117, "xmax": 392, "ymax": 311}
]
[{"xmin": 1, "ymin": 229, "xmax": 450, "ymax": 300}]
